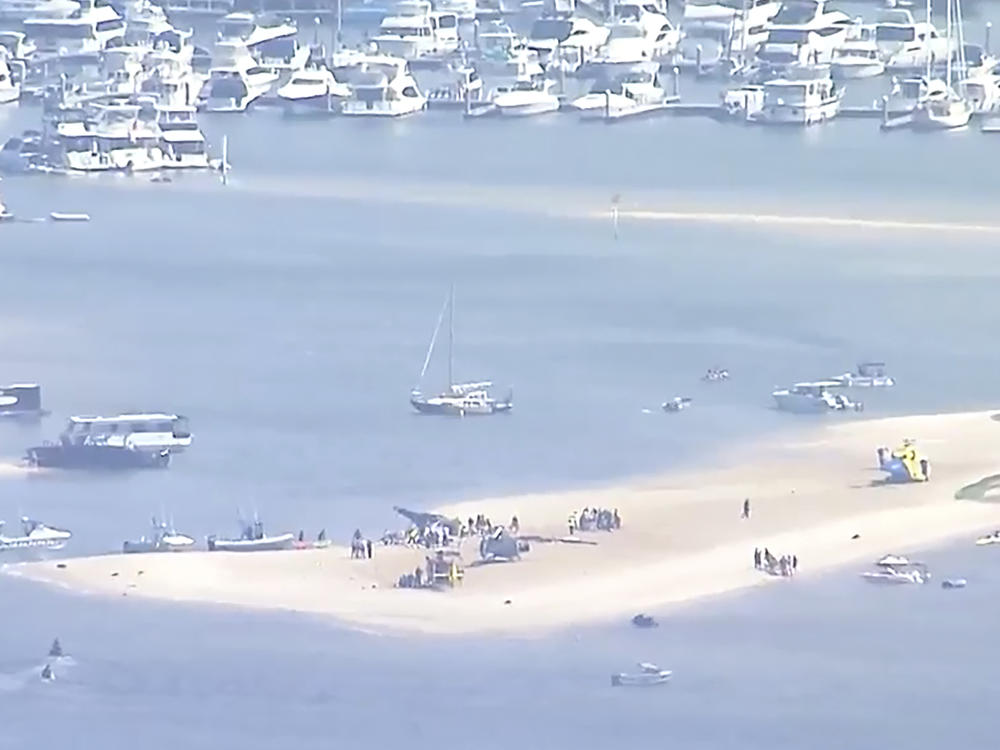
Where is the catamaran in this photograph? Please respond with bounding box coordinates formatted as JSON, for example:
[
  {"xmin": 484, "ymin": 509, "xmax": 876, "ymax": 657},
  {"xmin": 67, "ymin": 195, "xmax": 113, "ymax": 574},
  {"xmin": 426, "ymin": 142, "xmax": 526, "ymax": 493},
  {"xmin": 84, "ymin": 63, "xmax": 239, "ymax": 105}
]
[{"xmin": 410, "ymin": 288, "xmax": 512, "ymax": 416}]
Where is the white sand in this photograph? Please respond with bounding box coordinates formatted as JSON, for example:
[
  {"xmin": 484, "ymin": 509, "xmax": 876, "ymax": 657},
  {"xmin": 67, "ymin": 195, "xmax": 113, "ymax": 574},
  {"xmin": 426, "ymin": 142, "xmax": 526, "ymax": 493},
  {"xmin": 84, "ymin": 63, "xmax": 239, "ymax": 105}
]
[{"xmin": 11, "ymin": 411, "xmax": 1000, "ymax": 636}]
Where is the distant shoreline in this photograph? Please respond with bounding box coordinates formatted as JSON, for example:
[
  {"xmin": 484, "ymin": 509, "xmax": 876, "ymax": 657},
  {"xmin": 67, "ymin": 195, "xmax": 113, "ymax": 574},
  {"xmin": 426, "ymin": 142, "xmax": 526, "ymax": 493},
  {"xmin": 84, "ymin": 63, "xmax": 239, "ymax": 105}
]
[{"xmin": 10, "ymin": 410, "xmax": 1000, "ymax": 636}]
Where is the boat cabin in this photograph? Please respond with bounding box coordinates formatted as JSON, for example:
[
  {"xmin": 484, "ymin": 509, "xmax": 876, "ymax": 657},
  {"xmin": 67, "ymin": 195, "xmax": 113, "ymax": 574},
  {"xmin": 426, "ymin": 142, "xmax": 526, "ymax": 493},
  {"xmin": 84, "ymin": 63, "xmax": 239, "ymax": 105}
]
[{"xmin": 61, "ymin": 412, "xmax": 192, "ymax": 446}]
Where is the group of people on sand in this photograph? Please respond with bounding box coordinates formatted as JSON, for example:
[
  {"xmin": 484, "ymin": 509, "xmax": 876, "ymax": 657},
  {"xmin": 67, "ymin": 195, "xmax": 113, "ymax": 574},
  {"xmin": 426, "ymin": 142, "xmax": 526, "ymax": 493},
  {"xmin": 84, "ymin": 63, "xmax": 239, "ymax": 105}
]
[
  {"xmin": 568, "ymin": 507, "xmax": 621, "ymax": 535},
  {"xmin": 754, "ymin": 547, "xmax": 798, "ymax": 577},
  {"xmin": 350, "ymin": 529, "xmax": 374, "ymax": 559}
]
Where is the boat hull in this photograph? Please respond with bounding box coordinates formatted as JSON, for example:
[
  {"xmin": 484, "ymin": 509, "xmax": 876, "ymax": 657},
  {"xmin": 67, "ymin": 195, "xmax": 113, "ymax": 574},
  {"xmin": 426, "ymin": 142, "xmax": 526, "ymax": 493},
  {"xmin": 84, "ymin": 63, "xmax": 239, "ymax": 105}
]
[
  {"xmin": 207, "ymin": 533, "xmax": 295, "ymax": 551},
  {"xmin": 410, "ymin": 398, "xmax": 512, "ymax": 416},
  {"xmin": 26, "ymin": 444, "xmax": 170, "ymax": 470}
]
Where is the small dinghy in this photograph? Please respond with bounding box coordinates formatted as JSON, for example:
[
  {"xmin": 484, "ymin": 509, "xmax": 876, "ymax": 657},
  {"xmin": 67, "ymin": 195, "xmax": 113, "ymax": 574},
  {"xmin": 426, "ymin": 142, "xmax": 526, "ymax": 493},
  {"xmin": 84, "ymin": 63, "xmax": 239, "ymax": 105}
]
[
  {"xmin": 941, "ymin": 578, "xmax": 967, "ymax": 589},
  {"xmin": 661, "ymin": 397, "xmax": 692, "ymax": 413},
  {"xmin": 207, "ymin": 517, "xmax": 294, "ymax": 552},
  {"xmin": 701, "ymin": 368, "xmax": 729, "ymax": 382},
  {"xmin": 49, "ymin": 212, "xmax": 90, "ymax": 222},
  {"xmin": 631, "ymin": 613, "xmax": 658, "ymax": 629},
  {"xmin": 40, "ymin": 664, "xmax": 55, "ymax": 682},
  {"xmin": 975, "ymin": 530, "xmax": 1000, "ymax": 546},
  {"xmin": 611, "ymin": 662, "xmax": 672, "ymax": 687}
]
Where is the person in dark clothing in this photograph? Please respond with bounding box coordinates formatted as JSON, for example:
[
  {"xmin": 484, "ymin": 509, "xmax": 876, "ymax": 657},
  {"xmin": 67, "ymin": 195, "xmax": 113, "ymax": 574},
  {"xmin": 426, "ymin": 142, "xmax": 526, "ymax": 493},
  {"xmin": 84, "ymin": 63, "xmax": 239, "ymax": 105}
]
[
  {"xmin": 792, "ymin": 555, "xmax": 798, "ymax": 572},
  {"xmin": 753, "ymin": 548, "xmax": 761, "ymax": 569},
  {"xmin": 741, "ymin": 498, "xmax": 751, "ymax": 519},
  {"xmin": 365, "ymin": 539, "xmax": 373, "ymax": 559}
]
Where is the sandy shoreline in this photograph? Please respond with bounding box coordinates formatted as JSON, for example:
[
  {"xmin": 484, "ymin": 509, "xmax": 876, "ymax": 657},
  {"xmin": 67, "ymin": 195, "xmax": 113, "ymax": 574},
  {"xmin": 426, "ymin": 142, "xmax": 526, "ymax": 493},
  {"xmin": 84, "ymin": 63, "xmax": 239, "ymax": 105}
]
[{"xmin": 9, "ymin": 411, "xmax": 1000, "ymax": 636}]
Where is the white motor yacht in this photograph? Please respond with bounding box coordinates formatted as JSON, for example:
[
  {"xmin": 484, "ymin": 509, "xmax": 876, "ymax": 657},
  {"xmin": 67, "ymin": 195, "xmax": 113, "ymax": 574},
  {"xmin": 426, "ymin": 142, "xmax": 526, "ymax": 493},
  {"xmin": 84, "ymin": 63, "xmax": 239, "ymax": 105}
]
[
  {"xmin": 0, "ymin": 0, "xmax": 79, "ymax": 22},
  {"xmin": 24, "ymin": 0, "xmax": 125, "ymax": 57},
  {"xmin": 493, "ymin": 76, "xmax": 560, "ymax": 117},
  {"xmin": 201, "ymin": 40, "xmax": 278, "ymax": 112},
  {"xmin": 0, "ymin": 517, "xmax": 72, "ymax": 551},
  {"xmin": 0, "ymin": 51, "xmax": 19, "ymax": 104},
  {"xmin": 527, "ymin": 16, "xmax": 609, "ymax": 66},
  {"xmin": 141, "ymin": 46, "xmax": 206, "ymax": 107},
  {"xmin": 831, "ymin": 39, "xmax": 885, "ymax": 79},
  {"xmin": 216, "ymin": 11, "xmax": 297, "ymax": 50},
  {"xmin": 757, "ymin": 68, "xmax": 842, "ymax": 124},
  {"xmin": 682, "ymin": 0, "xmax": 780, "ymax": 43},
  {"xmin": 340, "ymin": 54, "xmax": 426, "ymax": 117},
  {"xmin": 277, "ymin": 66, "xmax": 351, "ymax": 114},
  {"xmin": 772, "ymin": 381, "xmax": 861, "ymax": 412},
  {"xmin": 884, "ymin": 20, "xmax": 951, "ymax": 73},
  {"xmin": 911, "ymin": 87, "xmax": 971, "ymax": 129},
  {"xmin": 58, "ymin": 105, "xmax": 165, "ymax": 172},
  {"xmin": 373, "ymin": 1, "xmax": 459, "ymax": 60},
  {"xmin": 157, "ymin": 105, "xmax": 212, "ymax": 168},
  {"xmin": 829, "ymin": 362, "xmax": 894, "ymax": 388},
  {"xmin": 571, "ymin": 63, "xmax": 666, "ymax": 119}
]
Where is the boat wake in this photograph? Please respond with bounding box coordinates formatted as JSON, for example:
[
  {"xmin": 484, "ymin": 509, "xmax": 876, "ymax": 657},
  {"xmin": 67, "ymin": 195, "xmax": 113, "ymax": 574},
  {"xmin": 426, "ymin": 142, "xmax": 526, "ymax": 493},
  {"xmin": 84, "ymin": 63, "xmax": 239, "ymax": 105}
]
[{"xmin": 617, "ymin": 210, "xmax": 1000, "ymax": 235}]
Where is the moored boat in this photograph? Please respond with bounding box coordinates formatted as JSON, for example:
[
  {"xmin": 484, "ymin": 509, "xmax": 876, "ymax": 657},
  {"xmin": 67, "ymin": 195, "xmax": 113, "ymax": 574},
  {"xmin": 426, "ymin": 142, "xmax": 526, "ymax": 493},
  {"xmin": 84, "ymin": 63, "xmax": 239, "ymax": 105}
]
[
  {"xmin": 0, "ymin": 383, "xmax": 47, "ymax": 418},
  {"xmin": 207, "ymin": 518, "xmax": 294, "ymax": 551},
  {"xmin": 123, "ymin": 518, "xmax": 196, "ymax": 553}
]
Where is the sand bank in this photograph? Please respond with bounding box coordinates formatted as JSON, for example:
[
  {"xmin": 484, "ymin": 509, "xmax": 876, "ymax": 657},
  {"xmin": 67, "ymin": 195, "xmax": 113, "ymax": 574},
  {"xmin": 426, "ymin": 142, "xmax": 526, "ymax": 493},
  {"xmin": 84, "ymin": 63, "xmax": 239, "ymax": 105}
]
[{"xmin": 10, "ymin": 411, "xmax": 1000, "ymax": 636}]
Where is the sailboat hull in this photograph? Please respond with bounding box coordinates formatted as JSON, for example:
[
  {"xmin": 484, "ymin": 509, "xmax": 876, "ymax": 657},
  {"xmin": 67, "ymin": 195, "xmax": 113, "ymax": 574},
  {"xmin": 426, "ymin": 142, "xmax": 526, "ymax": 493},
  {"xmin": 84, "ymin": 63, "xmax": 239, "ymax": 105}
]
[{"xmin": 410, "ymin": 397, "xmax": 512, "ymax": 416}]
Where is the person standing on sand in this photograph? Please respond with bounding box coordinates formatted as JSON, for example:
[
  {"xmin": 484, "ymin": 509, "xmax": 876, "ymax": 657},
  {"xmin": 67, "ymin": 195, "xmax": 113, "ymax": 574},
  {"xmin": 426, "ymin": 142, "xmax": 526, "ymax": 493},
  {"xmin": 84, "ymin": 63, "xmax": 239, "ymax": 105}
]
[
  {"xmin": 741, "ymin": 498, "xmax": 751, "ymax": 519},
  {"xmin": 792, "ymin": 555, "xmax": 798, "ymax": 573},
  {"xmin": 510, "ymin": 516, "xmax": 520, "ymax": 534},
  {"xmin": 753, "ymin": 548, "xmax": 761, "ymax": 569},
  {"xmin": 568, "ymin": 513, "xmax": 577, "ymax": 536},
  {"xmin": 366, "ymin": 539, "xmax": 373, "ymax": 559}
]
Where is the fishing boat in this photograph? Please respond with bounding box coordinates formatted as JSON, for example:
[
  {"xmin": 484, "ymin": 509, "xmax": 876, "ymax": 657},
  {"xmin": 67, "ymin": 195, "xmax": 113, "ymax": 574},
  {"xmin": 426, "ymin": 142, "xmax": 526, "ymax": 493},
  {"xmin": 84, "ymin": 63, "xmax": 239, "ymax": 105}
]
[
  {"xmin": 0, "ymin": 517, "xmax": 72, "ymax": 551},
  {"xmin": 207, "ymin": 517, "xmax": 295, "ymax": 551},
  {"xmin": 975, "ymin": 530, "xmax": 1000, "ymax": 546},
  {"xmin": 123, "ymin": 518, "xmax": 196, "ymax": 553},
  {"xmin": 611, "ymin": 662, "xmax": 672, "ymax": 686},
  {"xmin": 410, "ymin": 288, "xmax": 512, "ymax": 416}
]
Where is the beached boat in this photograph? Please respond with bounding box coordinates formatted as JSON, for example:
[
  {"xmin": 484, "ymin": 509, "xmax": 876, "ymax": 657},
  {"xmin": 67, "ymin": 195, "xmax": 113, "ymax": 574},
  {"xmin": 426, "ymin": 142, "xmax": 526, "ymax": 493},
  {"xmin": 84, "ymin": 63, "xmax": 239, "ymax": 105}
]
[
  {"xmin": 0, "ymin": 517, "xmax": 72, "ymax": 551},
  {"xmin": 975, "ymin": 530, "xmax": 1000, "ymax": 546},
  {"xmin": 410, "ymin": 288, "xmax": 512, "ymax": 416},
  {"xmin": 611, "ymin": 662, "xmax": 672, "ymax": 686},
  {"xmin": 207, "ymin": 518, "xmax": 294, "ymax": 551},
  {"xmin": 772, "ymin": 381, "xmax": 861, "ymax": 413},
  {"xmin": 830, "ymin": 362, "xmax": 894, "ymax": 388},
  {"xmin": 123, "ymin": 518, "xmax": 196, "ymax": 553}
]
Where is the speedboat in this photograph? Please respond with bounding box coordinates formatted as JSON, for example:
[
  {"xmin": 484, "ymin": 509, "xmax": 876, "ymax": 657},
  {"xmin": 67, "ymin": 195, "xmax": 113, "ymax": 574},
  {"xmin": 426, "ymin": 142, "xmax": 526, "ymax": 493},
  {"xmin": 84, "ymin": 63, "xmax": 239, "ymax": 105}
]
[
  {"xmin": 492, "ymin": 76, "xmax": 560, "ymax": 117},
  {"xmin": 611, "ymin": 662, "xmax": 672, "ymax": 686},
  {"xmin": 975, "ymin": 530, "xmax": 1000, "ymax": 546},
  {"xmin": 772, "ymin": 381, "xmax": 861, "ymax": 413},
  {"xmin": 207, "ymin": 518, "xmax": 295, "ymax": 552},
  {"xmin": 830, "ymin": 362, "xmax": 894, "ymax": 388},
  {"xmin": 0, "ymin": 517, "xmax": 72, "ymax": 551},
  {"xmin": 831, "ymin": 40, "xmax": 885, "ymax": 80},
  {"xmin": 661, "ymin": 397, "xmax": 692, "ymax": 413},
  {"xmin": 123, "ymin": 518, "xmax": 196, "ymax": 553},
  {"xmin": 941, "ymin": 578, "xmax": 966, "ymax": 589},
  {"xmin": 861, "ymin": 555, "xmax": 929, "ymax": 584},
  {"xmin": 277, "ymin": 66, "xmax": 350, "ymax": 115},
  {"xmin": 571, "ymin": 63, "xmax": 667, "ymax": 120}
]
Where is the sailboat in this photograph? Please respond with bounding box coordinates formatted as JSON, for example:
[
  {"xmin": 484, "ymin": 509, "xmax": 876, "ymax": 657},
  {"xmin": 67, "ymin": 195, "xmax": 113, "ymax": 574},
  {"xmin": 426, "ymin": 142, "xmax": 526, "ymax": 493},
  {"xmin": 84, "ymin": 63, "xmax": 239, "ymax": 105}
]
[
  {"xmin": 912, "ymin": 0, "xmax": 971, "ymax": 130},
  {"xmin": 410, "ymin": 288, "xmax": 512, "ymax": 416}
]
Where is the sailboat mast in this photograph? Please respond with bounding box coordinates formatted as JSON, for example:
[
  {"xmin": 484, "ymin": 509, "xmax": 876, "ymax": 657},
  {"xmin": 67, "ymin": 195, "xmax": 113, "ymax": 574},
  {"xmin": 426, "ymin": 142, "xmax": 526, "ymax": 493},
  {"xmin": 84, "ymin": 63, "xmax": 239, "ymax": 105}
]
[
  {"xmin": 448, "ymin": 285, "xmax": 454, "ymax": 387},
  {"xmin": 945, "ymin": 0, "xmax": 952, "ymax": 87},
  {"xmin": 926, "ymin": 0, "xmax": 933, "ymax": 81}
]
